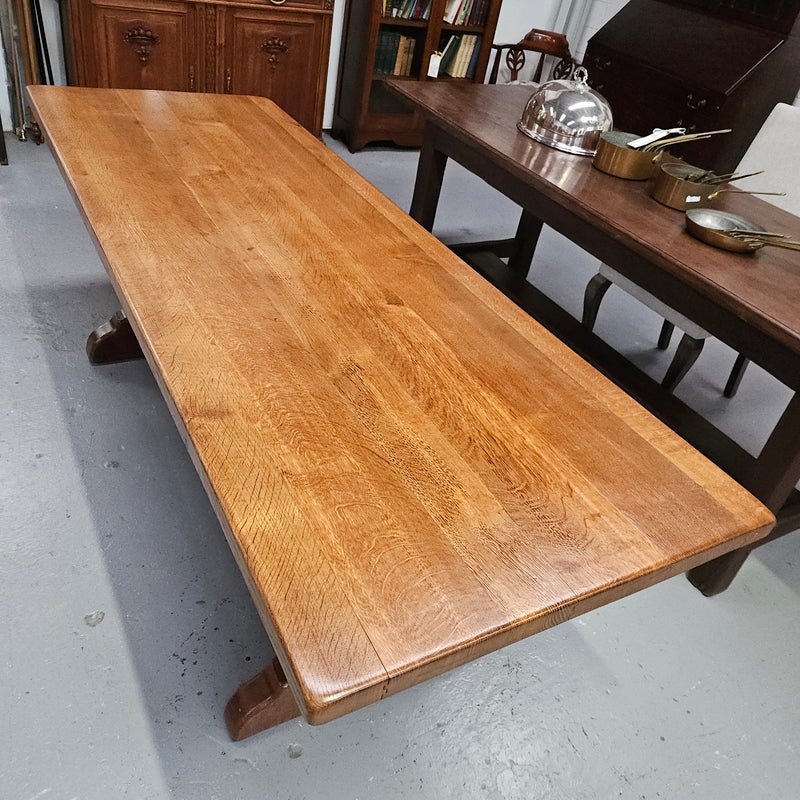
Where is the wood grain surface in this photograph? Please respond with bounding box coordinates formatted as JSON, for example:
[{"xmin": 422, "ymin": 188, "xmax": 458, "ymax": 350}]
[{"xmin": 28, "ymin": 86, "xmax": 774, "ymax": 725}]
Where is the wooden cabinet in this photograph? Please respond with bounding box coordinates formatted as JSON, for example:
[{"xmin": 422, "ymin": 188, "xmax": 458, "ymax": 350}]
[
  {"xmin": 70, "ymin": 0, "xmax": 198, "ymax": 91},
  {"xmin": 584, "ymin": 0, "xmax": 800, "ymax": 173},
  {"xmin": 332, "ymin": 0, "xmax": 502, "ymax": 151},
  {"xmin": 64, "ymin": 0, "xmax": 333, "ymax": 135},
  {"xmin": 220, "ymin": 6, "xmax": 329, "ymax": 132}
]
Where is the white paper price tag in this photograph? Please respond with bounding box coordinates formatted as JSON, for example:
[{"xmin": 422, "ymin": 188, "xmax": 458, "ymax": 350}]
[{"xmin": 427, "ymin": 53, "xmax": 441, "ymax": 78}]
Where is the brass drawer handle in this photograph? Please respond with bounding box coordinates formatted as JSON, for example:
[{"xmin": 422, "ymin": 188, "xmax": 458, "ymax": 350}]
[
  {"xmin": 686, "ymin": 93, "xmax": 707, "ymax": 111},
  {"xmin": 269, "ymin": 0, "xmax": 287, "ymax": 4}
]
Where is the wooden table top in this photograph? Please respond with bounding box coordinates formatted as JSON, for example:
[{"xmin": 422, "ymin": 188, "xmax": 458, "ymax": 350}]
[
  {"xmin": 28, "ymin": 85, "xmax": 773, "ymax": 725},
  {"xmin": 387, "ymin": 81, "xmax": 800, "ymax": 382}
]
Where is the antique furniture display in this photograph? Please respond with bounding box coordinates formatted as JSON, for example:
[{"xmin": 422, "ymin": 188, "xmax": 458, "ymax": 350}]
[
  {"xmin": 387, "ymin": 79, "xmax": 800, "ymax": 596},
  {"xmin": 331, "ymin": 0, "xmax": 502, "ymax": 150},
  {"xmin": 62, "ymin": 0, "xmax": 334, "ymax": 135},
  {"xmin": 583, "ymin": 102, "xmax": 800, "ymax": 398},
  {"xmin": 28, "ymin": 84, "xmax": 773, "ymax": 740},
  {"xmin": 583, "ymin": 0, "xmax": 800, "ymax": 174}
]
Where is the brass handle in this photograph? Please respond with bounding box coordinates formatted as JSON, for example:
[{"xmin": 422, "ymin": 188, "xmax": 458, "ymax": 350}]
[
  {"xmin": 189, "ymin": 65, "xmax": 195, "ymax": 91},
  {"xmin": 225, "ymin": 68, "xmax": 232, "ymax": 93},
  {"xmin": 686, "ymin": 93, "xmax": 707, "ymax": 111},
  {"xmin": 269, "ymin": 0, "xmax": 287, "ymax": 4}
]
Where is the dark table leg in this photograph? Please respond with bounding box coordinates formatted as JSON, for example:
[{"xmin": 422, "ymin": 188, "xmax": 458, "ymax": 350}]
[
  {"xmin": 688, "ymin": 391, "xmax": 800, "ymax": 595},
  {"xmin": 409, "ymin": 127, "xmax": 448, "ymax": 232},
  {"xmin": 224, "ymin": 657, "xmax": 301, "ymax": 740},
  {"xmin": 86, "ymin": 310, "xmax": 144, "ymax": 364},
  {"xmin": 0, "ymin": 109, "xmax": 7, "ymax": 166},
  {"xmin": 508, "ymin": 210, "xmax": 544, "ymax": 277}
]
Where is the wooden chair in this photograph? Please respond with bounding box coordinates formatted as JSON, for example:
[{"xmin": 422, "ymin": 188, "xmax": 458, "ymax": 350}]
[
  {"xmin": 488, "ymin": 28, "xmax": 575, "ymax": 85},
  {"xmin": 482, "ymin": 29, "xmax": 575, "ymax": 278},
  {"xmin": 582, "ymin": 102, "xmax": 800, "ymax": 397}
]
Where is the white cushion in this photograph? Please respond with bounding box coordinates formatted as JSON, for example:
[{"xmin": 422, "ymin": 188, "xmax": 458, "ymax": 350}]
[
  {"xmin": 733, "ymin": 103, "xmax": 800, "ymax": 216},
  {"xmin": 598, "ymin": 264, "xmax": 709, "ymax": 339}
]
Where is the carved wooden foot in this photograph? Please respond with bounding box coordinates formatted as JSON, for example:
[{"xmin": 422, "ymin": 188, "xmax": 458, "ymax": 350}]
[
  {"xmin": 224, "ymin": 658, "xmax": 301, "ymax": 741},
  {"xmin": 86, "ymin": 310, "xmax": 144, "ymax": 364}
]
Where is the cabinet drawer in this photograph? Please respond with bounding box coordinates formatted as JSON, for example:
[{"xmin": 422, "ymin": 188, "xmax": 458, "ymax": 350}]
[
  {"xmin": 227, "ymin": 0, "xmax": 332, "ymax": 10},
  {"xmin": 221, "ymin": 7, "xmax": 330, "ymax": 133},
  {"xmin": 72, "ymin": 0, "xmax": 200, "ymax": 91},
  {"xmin": 585, "ymin": 44, "xmax": 728, "ymax": 131}
]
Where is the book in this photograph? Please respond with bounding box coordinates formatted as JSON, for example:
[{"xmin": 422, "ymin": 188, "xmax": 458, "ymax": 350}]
[
  {"xmin": 375, "ymin": 31, "xmax": 402, "ymax": 74},
  {"xmin": 456, "ymin": 0, "xmax": 473, "ymax": 26},
  {"xmin": 443, "ymin": 34, "xmax": 470, "ymax": 77},
  {"xmin": 468, "ymin": 0, "xmax": 488, "ymax": 26},
  {"xmin": 443, "ymin": 0, "xmax": 461, "ymax": 24},
  {"xmin": 465, "ymin": 34, "xmax": 481, "ymax": 78},
  {"xmin": 393, "ymin": 35, "xmax": 408, "ymax": 75},
  {"xmin": 438, "ymin": 34, "xmax": 460, "ymax": 74},
  {"xmin": 401, "ymin": 37, "xmax": 416, "ymax": 76},
  {"xmin": 443, "ymin": 36, "xmax": 464, "ymax": 77}
]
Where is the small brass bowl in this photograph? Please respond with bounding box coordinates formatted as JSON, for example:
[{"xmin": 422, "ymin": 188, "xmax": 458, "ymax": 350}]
[
  {"xmin": 592, "ymin": 131, "xmax": 662, "ymax": 180},
  {"xmin": 650, "ymin": 162, "xmax": 723, "ymax": 211}
]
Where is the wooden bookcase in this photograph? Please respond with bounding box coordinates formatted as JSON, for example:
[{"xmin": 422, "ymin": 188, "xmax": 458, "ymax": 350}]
[{"xmin": 332, "ymin": 0, "xmax": 502, "ymax": 150}]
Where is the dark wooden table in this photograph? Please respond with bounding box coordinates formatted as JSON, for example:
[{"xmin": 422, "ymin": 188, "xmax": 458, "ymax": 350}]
[{"xmin": 387, "ymin": 80, "xmax": 800, "ymax": 595}]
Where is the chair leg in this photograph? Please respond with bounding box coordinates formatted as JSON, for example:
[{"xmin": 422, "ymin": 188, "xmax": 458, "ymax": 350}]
[
  {"xmin": 657, "ymin": 320, "xmax": 674, "ymax": 350},
  {"xmin": 723, "ymin": 353, "xmax": 750, "ymax": 398},
  {"xmin": 661, "ymin": 333, "xmax": 704, "ymax": 392},
  {"xmin": 582, "ymin": 274, "xmax": 612, "ymax": 332}
]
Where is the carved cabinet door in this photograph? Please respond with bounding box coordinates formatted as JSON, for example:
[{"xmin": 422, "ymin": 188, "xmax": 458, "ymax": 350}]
[
  {"xmin": 73, "ymin": 0, "xmax": 200, "ymax": 91},
  {"xmin": 220, "ymin": 7, "xmax": 329, "ymax": 135}
]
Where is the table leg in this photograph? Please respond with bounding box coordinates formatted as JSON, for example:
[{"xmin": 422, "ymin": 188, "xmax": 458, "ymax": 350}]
[
  {"xmin": 86, "ymin": 310, "xmax": 144, "ymax": 364},
  {"xmin": 224, "ymin": 657, "xmax": 301, "ymax": 741},
  {"xmin": 508, "ymin": 210, "xmax": 544, "ymax": 277},
  {"xmin": 409, "ymin": 127, "xmax": 447, "ymax": 232},
  {"xmin": 0, "ymin": 115, "xmax": 7, "ymax": 166},
  {"xmin": 688, "ymin": 391, "xmax": 800, "ymax": 595}
]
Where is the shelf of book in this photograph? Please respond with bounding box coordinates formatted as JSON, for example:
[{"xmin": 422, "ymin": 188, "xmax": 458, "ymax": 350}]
[{"xmin": 333, "ymin": 0, "xmax": 502, "ymax": 150}]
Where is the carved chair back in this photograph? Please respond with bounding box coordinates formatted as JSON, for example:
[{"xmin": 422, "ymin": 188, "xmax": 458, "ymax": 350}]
[{"xmin": 488, "ymin": 28, "xmax": 574, "ymax": 85}]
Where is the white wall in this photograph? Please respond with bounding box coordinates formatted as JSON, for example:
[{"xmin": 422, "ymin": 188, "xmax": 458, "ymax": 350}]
[{"xmin": 1, "ymin": 0, "xmax": 609, "ymax": 132}]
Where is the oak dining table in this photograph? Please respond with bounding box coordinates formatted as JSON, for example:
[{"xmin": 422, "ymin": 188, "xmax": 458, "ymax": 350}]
[
  {"xmin": 386, "ymin": 79, "xmax": 800, "ymax": 597},
  {"xmin": 27, "ymin": 85, "xmax": 773, "ymax": 740}
]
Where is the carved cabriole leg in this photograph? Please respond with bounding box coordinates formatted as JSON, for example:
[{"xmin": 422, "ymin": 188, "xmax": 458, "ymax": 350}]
[
  {"xmin": 661, "ymin": 333, "xmax": 704, "ymax": 392},
  {"xmin": 581, "ymin": 273, "xmax": 612, "ymax": 331},
  {"xmin": 224, "ymin": 657, "xmax": 301, "ymax": 741},
  {"xmin": 86, "ymin": 310, "xmax": 144, "ymax": 364}
]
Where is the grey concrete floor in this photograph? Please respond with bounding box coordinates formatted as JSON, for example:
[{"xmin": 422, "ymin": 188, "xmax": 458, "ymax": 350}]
[{"xmin": 1, "ymin": 131, "xmax": 798, "ymax": 800}]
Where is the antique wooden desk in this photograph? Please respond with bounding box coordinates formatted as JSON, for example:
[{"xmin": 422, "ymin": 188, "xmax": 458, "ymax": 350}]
[
  {"xmin": 28, "ymin": 85, "xmax": 772, "ymax": 740},
  {"xmin": 387, "ymin": 80, "xmax": 800, "ymax": 596}
]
